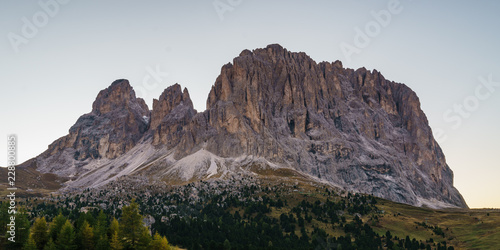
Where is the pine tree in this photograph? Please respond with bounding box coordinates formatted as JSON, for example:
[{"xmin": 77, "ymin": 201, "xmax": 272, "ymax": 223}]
[
  {"xmin": 95, "ymin": 235, "xmax": 110, "ymax": 250},
  {"xmin": 24, "ymin": 233, "xmax": 37, "ymax": 250},
  {"xmin": 109, "ymin": 217, "xmax": 119, "ymax": 238},
  {"xmin": 110, "ymin": 231, "xmax": 123, "ymax": 250},
  {"xmin": 76, "ymin": 212, "xmax": 95, "ymax": 230},
  {"xmin": 94, "ymin": 210, "xmax": 108, "ymax": 239},
  {"xmin": 57, "ymin": 220, "xmax": 76, "ymax": 250},
  {"xmin": 136, "ymin": 227, "xmax": 152, "ymax": 249},
  {"xmin": 43, "ymin": 238, "xmax": 57, "ymax": 250},
  {"xmin": 119, "ymin": 200, "xmax": 145, "ymax": 249},
  {"xmin": 94, "ymin": 211, "xmax": 109, "ymax": 250},
  {"xmin": 79, "ymin": 220, "xmax": 95, "ymax": 250},
  {"xmin": 223, "ymin": 239, "xmax": 231, "ymax": 250},
  {"xmin": 32, "ymin": 217, "xmax": 49, "ymax": 250},
  {"xmin": 150, "ymin": 232, "xmax": 171, "ymax": 250},
  {"xmin": 49, "ymin": 213, "xmax": 67, "ymax": 241}
]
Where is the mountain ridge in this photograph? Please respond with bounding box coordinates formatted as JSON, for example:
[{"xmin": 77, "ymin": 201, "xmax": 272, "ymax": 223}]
[{"xmin": 15, "ymin": 44, "xmax": 467, "ymax": 209}]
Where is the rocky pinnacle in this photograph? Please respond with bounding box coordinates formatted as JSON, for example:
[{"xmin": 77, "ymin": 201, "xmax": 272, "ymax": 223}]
[{"xmin": 27, "ymin": 45, "xmax": 467, "ymax": 208}]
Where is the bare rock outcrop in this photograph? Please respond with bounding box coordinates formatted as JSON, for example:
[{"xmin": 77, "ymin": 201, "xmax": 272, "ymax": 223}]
[
  {"xmin": 178, "ymin": 44, "xmax": 467, "ymax": 208},
  {"xmin": 151, "ymin": 84, "xmax": 196, "ymax": 147},
  {"xmin": 24, "ymin": 45, "xmax": 467, "ymax": 209},
  {"xmin": 45, "ymin": 79, "xmax": 150, "ymax": 161}
]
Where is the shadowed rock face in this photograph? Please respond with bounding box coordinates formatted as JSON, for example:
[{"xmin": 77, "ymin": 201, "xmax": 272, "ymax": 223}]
[
  {"xmin": 45, "ymin": 79, "xmax": 150, "ymax": 160},
  {"xmin": 28, "ymin": 45, "xmax": 467, "ymax": 208},
  {"xmin": 151, "ymin": 84, "xmax": 196, "ymax": 147}
]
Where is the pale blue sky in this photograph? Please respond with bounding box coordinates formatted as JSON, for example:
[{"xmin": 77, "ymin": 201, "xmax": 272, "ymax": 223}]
[{"xmin": 1, "ymin": 0, "xmax": 499, "ymax": 208}]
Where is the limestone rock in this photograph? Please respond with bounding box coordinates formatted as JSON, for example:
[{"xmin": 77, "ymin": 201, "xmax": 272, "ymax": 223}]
[
  {"xmin": 185, "ymin": 44, "xmax": 467, "ymax": 208},
  {"xmin": 45, "ymin": 79, "xmax": 150, "ymax": 160},
  {"xmin": 151, "ymin": 84, "xmax": 196, "ymax": 148},
  {"xmin": 25, "ymin": 45, "xmax": 467, "ymax": 209}
]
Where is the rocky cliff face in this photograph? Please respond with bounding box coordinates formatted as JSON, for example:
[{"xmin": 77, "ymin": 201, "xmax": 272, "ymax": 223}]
[
  {"xmin": 55, "ymin": 79, "xmax": 150, "ymax": 160},
  {"xmin": 36, "ymin": 79, "xmax": 150, "ymax": 175},
  {"xmin": 151, "ymin": 84, "xmax": 196, "ymax": 148},
  {"xmin": 176, "ymin": 44, "xmax": 466, "ymax": 208},
  {"xmin": 27, "ymin": 45, "xmax": 467, "ymax": 208}
]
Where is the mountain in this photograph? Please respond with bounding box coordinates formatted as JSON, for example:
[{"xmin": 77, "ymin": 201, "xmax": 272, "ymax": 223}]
[{"xmin": 15, "ymin": 44, "xmax": 467, "ymax": 209}]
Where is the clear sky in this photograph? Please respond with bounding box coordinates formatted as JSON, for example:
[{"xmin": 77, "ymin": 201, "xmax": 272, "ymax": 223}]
[{"xmin": 1, "ymin": 0, "xmax": 499, "ymax": 208}]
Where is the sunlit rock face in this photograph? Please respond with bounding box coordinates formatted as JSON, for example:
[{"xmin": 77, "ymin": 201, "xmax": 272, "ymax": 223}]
[
  {"xmin": 29, "ymin": 45, "xmax": 467, "ymax": 208},
  {"xmin": 184, "ymin": 44, "xmax": 466, "ymax": 208}
]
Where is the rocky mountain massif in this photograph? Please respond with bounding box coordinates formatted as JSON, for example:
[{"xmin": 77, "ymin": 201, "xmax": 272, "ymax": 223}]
[{"xmin": 18, "ymin": 44, "xmax": 467, "ymax": 209}]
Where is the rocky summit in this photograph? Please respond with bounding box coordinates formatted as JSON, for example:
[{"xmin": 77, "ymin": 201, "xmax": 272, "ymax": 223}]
[{"xmin": 20, "ymin": 44, "xmax": 467, "ymax": 209}]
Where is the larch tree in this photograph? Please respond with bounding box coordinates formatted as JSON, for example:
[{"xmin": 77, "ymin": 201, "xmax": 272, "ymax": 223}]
[
  {"xmin": 56, "ymin": 220, "xmax": 76, "ymax": 250},
  {"xmin": 110, "ymin": 231, "xmax": 123, "ymax": 250},
  {"xmin": 49, "ymin": 213, "xmax": 67, "ymax": 241},
  {"xmin": 109, "ymin": 217, "xmax": 119, "ymax": 238},
  {"xmin": 94, "ymin": 210, "xmax": 108, "ymax": 238},
  {"xmin": 23, "ymin": 233, "xmax": 37, "ymax": 250},
  {"xmin": 136, "ymin": 226, "xmax": 152, "ymax": 249},
  {"xmin": 44, "ymin": 238, "xmax": 57, "ymax": 250},
  {"xmin": 32, "ymin": 217, "xmax": 48, "ymax": 250},
  {"xmin": 79, "ymin": 220, "xmax": 95, "ymax": 250},
  {"xmin": 150, "ymin": 232, "xmax": 171, "ymax": 250},
  {"xmin": 119, "ymin": 200, "xmax": 145, "ymax": 249}
]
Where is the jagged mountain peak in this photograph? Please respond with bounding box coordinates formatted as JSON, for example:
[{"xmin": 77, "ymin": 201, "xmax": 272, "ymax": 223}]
[
  {"xmin": 42, "ymin": 79, "xmax": 150, "ymax": 167},
  {"xmin": 91, "ymin": 79, "xmax": 148, "ymax": 116},
  {"xmin": 151, "ymin": 83, "xmax": 194, "ymax": 129},
  {"xmin": 151, "ymin": 83, "xmax": 196, "ymax": 147},
  {"xmin": 24, "ymin": 45, "xmax": 467, "ymax": 209},
  {"xmin": 198, "ymin": 44, "xmax": 466, "ymax": 208}
]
